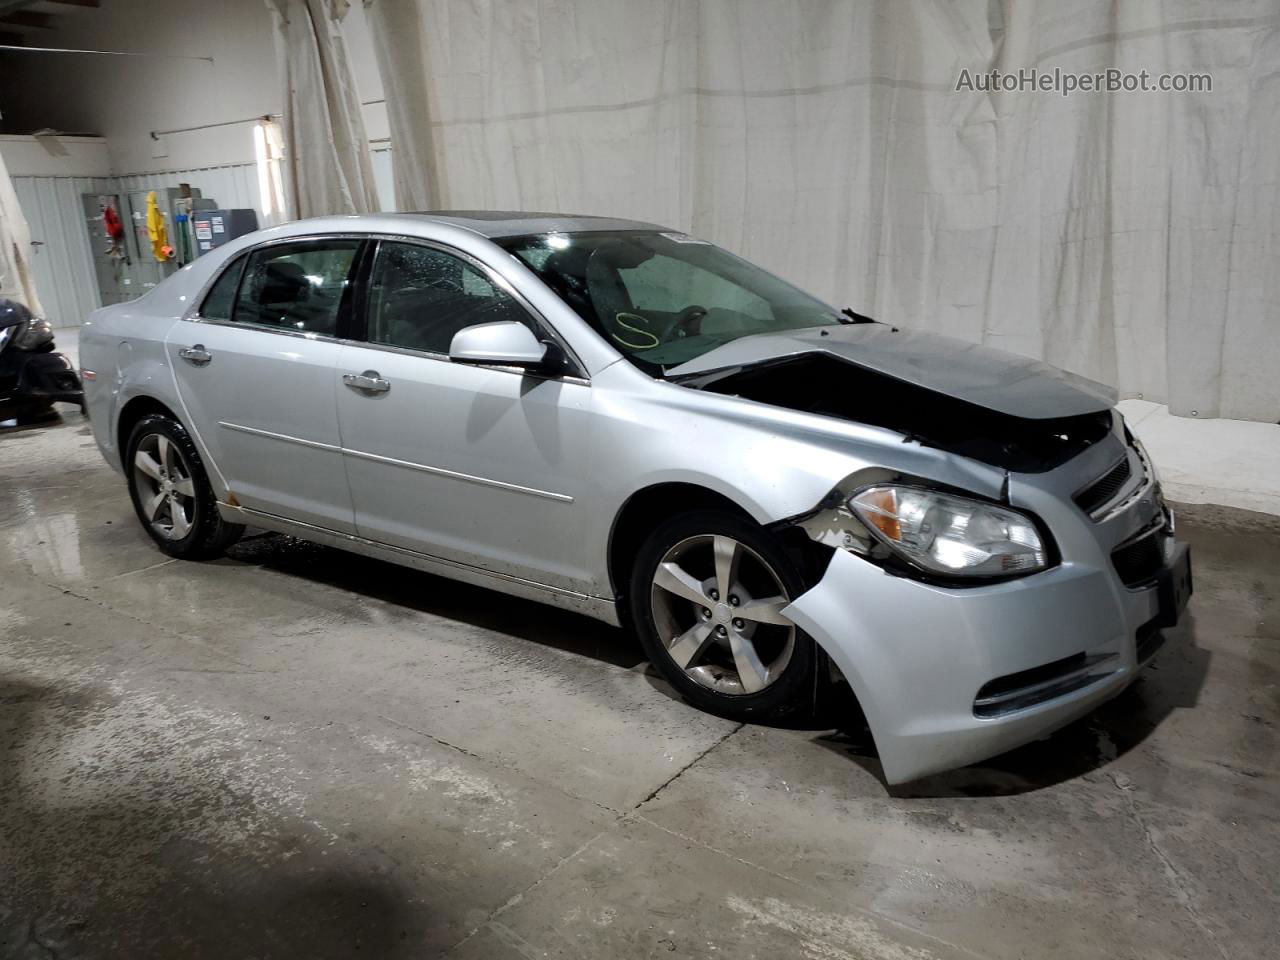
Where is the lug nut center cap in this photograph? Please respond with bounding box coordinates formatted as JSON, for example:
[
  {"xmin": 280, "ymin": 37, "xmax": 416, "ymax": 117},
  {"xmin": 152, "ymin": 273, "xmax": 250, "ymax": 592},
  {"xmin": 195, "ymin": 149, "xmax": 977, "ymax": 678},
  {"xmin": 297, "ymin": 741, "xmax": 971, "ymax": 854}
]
[{"xmin": 713, "ymin": 603, "xmax": 733, "ymax": 625}]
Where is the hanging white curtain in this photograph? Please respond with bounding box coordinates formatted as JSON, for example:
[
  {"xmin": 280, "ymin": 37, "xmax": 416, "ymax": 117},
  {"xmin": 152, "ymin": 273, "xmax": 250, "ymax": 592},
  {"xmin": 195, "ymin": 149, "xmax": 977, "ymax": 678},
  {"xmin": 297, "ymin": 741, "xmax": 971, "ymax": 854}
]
[
  {"xmin": 266, "ymin": 0, "xmax": 380, "ymax": 218},
  {"xmin": 253, "ymin": 119, "xmax": 291, "ymax": 225},
  {"xmin": 362, "ymin": 0, "xmax": 1279, "ymax": 421},
  {"xmin": 0, "ymin": 148, "xmax": 45, "ymax": 316}
]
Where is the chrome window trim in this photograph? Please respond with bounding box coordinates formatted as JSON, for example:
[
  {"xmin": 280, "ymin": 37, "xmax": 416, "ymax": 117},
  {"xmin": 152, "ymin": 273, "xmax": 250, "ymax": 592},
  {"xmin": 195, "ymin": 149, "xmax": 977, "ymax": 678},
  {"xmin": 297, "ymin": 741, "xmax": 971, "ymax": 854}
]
[
  {"xmin": 182, "ymin": 232, "xmax": 372, "ymax": 323},
  {"xmin": 336, "ymin": 336, "xmax": 591, "ymax": 387},
  {"xmin": 179, "ymin": 231, "xmax": 591, "ymax": 383}
]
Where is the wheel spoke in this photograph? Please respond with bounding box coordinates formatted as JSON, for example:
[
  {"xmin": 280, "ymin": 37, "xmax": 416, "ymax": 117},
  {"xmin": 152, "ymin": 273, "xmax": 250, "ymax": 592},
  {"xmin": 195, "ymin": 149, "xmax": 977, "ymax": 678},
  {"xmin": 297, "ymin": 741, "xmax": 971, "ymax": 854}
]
[
  {"xmin": 654, "ymin": 561, "xmax": 708, "ymax": 607},
  {"xmin": 157, "ymin": 435, "xmax": 173, "ymax": 472},
  {"xmin": 134, "ymin": 450, "xmax": 162, "ymax": 481},
  {"xmin": 667, "ymin": 622, "xmax": 715, "ymax": 670},
  {"xmin": 729, "ymin": 632, "xmax": 770, "ymax": 694},
  {"xmin": 713, "ymin": 536, "xmax": 740, "ymax": 601},
  {"xmin": 172, "ymin": 477, "xmax": 195, "ymax": 497},
  {"xmin": 142, "ymin": 490, "xmax": 166, "ymax": 521},
  {"xmin": 737, "ymin": 595, "xmax": 791, "ymax": 626},
  {"xmin": 169, "ymin": 501, "xmax": 191, "ymax": 538}
]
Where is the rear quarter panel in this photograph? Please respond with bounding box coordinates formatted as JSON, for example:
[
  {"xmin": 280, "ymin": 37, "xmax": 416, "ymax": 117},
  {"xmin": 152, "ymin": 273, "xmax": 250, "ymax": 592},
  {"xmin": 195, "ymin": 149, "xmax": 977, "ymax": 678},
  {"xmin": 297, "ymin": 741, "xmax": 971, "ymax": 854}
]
[{"xmin": 81, "ymin": 256, "xmax": 227, "ymax": 475}]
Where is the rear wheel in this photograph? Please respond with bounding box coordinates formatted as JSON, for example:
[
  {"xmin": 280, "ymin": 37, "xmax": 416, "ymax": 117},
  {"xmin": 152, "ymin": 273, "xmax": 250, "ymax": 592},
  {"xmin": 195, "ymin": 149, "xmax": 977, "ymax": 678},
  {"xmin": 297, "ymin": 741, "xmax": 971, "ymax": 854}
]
[
  {"xmin": 126, "ymin": 414, "xmax": 243, "ymax": 559},
  {"xmin": 630, "ymin": 510, "xmax": 815, "ymax": 720}
]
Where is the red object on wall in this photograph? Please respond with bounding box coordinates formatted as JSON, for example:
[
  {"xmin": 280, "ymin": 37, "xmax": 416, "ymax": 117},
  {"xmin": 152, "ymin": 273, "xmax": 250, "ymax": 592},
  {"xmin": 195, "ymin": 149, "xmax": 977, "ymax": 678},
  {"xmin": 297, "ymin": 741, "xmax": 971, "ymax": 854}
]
[{"xmin": 102, "ymin": 205, "xmax": 125, "ymax": 243}]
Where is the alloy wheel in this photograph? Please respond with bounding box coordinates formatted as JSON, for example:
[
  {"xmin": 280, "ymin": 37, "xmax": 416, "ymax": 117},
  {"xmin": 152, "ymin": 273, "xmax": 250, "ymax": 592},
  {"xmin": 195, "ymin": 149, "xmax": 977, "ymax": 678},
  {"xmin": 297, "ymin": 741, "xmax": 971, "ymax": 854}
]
[
  {"xmin": 649, "ymin": 534, "xmax": 796, "ymax": 695},
  {"xmin": 132, "ymin": 433, "xmax": 197, "ymax": 540}
]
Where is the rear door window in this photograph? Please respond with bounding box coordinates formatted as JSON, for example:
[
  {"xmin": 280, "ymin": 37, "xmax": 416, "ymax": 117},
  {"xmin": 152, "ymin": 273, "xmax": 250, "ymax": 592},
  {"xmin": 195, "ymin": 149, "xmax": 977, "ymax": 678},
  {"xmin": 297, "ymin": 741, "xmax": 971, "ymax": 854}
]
[
  {"xmin": 199, "ymin": 255, "xmax": 245, "ymax": 321},
  {"xmin": 232, "ymin": 240, "xmax": 362, "ymax": 336}
]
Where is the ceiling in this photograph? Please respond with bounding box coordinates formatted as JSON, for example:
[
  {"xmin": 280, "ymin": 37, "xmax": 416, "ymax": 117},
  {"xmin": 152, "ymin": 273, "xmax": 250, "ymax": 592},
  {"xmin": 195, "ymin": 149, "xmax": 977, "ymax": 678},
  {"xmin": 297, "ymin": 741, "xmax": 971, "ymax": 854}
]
[{"xmin": 0, "ymin": 0, "xmax": 100, "ymax": 49}]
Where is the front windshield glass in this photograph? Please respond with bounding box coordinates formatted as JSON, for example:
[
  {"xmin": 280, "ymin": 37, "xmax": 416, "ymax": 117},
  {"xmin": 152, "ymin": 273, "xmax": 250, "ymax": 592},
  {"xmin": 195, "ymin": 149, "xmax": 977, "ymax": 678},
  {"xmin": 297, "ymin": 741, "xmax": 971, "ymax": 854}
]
[{"xmin": 496, "ymin": 230, "xmax": 843, "ymax": 374}]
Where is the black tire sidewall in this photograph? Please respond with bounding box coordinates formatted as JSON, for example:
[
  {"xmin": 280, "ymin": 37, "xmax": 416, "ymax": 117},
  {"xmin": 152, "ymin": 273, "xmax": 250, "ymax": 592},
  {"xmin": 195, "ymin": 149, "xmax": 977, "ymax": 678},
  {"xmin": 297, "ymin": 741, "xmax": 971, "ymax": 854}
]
[
  {"xmin": 125, "ymin": 414, "xmax": 226, "ymax": 559},
  {"xmin": 629, "ymin": 509, "xmax": 815, "ymax": 720}
]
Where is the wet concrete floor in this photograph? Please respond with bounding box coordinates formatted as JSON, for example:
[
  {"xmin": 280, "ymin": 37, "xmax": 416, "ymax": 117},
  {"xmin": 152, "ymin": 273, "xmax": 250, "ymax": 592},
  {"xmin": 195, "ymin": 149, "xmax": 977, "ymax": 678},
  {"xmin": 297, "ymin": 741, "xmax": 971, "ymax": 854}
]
[{"xmin": 1, "ymin": 411, "xmax": 1277, "ymax": 958}]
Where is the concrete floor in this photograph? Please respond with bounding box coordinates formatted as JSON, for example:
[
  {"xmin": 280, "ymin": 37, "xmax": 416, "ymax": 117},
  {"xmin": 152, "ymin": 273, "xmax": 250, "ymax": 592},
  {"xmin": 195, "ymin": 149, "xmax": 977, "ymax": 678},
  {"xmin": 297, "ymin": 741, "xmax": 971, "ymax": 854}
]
[{"xmin": 1, "ymin": 409, "xmax": 1277, "ymax": 960}]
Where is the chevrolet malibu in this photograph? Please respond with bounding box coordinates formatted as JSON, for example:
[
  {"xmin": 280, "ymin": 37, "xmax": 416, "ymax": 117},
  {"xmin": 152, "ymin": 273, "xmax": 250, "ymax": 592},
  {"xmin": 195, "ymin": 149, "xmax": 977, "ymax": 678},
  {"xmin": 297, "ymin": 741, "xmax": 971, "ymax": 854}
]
[{"xmin": 80, "ymin": 212, "xmax": 1192, "ymax": 784}]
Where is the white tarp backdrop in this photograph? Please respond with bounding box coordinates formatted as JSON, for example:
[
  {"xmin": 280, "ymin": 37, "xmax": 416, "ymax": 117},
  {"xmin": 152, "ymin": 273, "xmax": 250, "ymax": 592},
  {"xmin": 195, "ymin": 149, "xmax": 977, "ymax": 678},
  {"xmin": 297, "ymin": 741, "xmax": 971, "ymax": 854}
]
[
  {"xmin": 361, "ymin": 0, "xmax": 1278, "ymax": 422},
  {"xmin": 266, "ymin": 0, "xmax": 380, "ymax": 218},
  {"xmin": 0, "ymin": 148, "xmax": 45, "ymax": 316}
]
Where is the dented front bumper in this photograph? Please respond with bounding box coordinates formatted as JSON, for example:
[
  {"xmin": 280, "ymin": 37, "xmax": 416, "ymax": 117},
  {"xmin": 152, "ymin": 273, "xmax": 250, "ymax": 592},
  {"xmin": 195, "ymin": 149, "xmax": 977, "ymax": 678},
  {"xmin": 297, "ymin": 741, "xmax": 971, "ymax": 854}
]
[
  {"xmin": 782, "ymin": 417, "xmax": 1189, "ymax": 785},
  {"xmin": 783, "ymin": 548, "xmax": 1165, "ymax": 784}
]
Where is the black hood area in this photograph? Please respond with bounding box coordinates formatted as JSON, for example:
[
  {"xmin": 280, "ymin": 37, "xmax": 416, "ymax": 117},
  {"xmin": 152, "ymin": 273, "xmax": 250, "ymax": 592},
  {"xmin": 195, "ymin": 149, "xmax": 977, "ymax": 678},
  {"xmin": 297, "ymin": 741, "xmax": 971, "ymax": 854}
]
[{"xmin": 687, "ymin": 353, "xmax": 1113, "ymax": 473}]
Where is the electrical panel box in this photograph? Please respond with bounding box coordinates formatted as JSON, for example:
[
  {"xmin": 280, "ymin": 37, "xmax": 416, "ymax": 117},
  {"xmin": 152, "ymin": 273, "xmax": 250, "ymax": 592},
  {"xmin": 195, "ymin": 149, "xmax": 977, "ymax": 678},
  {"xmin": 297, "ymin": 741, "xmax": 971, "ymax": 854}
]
[
  {"xmin": 125, "ymin": 187, "xmax": 207, "ymax": 294},
  {"xmin": 83, "ymin": 186, "xmax": 225, "ymax": 305},
  {"xmin": 191, "ymin": 209, "xmax": 260, "ymax": 256},
  {"xmin": 81, "ymin": 193, "xmax": 134, "ymax": 306}
]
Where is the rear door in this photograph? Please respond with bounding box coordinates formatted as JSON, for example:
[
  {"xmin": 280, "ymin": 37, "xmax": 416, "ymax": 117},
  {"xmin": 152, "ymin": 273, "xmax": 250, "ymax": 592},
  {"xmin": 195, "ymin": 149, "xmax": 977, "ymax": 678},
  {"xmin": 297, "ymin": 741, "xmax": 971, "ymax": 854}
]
[{"xmin": 167, "ymin": 237, "xmax": 365, "ymax": 533}]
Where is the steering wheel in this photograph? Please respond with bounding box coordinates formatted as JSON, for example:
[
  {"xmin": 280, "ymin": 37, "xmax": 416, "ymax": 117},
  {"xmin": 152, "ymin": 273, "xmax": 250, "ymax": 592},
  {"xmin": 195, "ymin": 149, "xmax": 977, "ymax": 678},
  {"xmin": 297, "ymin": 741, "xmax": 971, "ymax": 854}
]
[{"xmin": 673, "ymin": 304, "xmax": 708, "ymax": 339}]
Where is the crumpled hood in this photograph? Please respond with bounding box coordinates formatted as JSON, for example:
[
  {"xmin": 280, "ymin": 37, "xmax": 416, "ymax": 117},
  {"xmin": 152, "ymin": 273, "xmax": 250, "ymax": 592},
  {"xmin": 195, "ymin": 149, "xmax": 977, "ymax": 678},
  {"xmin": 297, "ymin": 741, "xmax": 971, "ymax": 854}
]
[{"xmin": 666, "ymin": 324, "xmax": 1117, "ymax": 419}]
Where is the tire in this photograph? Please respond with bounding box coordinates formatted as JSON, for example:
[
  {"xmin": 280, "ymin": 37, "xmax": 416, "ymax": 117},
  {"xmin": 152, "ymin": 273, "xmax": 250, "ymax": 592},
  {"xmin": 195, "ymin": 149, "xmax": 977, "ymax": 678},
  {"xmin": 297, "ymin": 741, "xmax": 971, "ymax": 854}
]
[
  {"xmin": 630, "ymin": 509, "xmax": 816, "ymax": 720},
  {"xmin": 125, "ymin": 413, "xmax": 244, "ymax": 560}
]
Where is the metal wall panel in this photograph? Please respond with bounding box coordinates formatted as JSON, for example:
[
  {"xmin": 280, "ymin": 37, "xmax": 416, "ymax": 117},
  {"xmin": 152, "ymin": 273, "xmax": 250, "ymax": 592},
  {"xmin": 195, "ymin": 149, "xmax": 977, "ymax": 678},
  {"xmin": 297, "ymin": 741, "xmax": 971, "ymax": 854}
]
[
  {"xmin": 112, "ymin": 162, "xmax": 261, "ymax": 214},
  {"xmin": 12, "ymin": 155, "xmax": 396, "ymax": 328},
  {"xmin": 12, "ymin": 176, "xmax": 109, "ymax": 328}
]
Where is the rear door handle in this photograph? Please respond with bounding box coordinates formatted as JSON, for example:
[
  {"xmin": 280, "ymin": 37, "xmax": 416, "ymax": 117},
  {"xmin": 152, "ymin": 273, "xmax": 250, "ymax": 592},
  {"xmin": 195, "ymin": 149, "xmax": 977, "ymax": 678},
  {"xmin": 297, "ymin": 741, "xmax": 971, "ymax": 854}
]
[
  {"xmin": 178, "ymin": 344, "xmax": 212, "ymax": 366},
  {"xmin": 342, "ymin": 371, "xmax": 391, "ymax": 394}
]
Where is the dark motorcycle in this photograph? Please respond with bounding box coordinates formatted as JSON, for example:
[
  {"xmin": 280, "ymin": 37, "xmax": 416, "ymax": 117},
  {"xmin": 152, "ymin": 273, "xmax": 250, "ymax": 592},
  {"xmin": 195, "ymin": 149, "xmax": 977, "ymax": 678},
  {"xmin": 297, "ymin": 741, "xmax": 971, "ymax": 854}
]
[{"xmin": 0, "ymin": 299, "xmax": 83, "ymax": 426}]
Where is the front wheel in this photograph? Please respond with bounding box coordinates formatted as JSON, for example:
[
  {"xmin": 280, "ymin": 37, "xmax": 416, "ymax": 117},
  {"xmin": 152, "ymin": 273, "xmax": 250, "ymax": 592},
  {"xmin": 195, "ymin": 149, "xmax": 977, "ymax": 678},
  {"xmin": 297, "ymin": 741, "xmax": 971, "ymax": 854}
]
[
  {"xmin": 630, "ymin": 510, "xmax": 816, "ymax": 720},
  {"xmin": 126, "ymin": 413, "xmax": 244, "ymax": 559}
]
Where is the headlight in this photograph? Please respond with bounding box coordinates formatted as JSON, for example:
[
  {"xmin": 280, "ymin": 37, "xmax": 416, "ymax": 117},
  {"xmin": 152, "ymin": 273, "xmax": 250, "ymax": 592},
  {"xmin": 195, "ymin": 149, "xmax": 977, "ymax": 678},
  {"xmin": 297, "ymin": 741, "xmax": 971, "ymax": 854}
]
[
  {"xmin": 850, "ymin": 485, "xmax": 1048, "ymax": 578},
  {"xmin": 11, "ymin": 317, "xmax": 54, "ymax": 351}
]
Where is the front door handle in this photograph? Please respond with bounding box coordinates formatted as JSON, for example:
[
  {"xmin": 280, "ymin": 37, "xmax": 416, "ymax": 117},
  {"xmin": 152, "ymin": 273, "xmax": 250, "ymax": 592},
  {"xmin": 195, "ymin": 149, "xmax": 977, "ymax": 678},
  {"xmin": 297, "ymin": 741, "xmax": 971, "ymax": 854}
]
[
  {"xmin": 178, "ymin": 344, "xmax": 212, "ymax": 366},
  {"xmin": 342, "ymin": 371, "xmax": 391, "ymax": 394}
]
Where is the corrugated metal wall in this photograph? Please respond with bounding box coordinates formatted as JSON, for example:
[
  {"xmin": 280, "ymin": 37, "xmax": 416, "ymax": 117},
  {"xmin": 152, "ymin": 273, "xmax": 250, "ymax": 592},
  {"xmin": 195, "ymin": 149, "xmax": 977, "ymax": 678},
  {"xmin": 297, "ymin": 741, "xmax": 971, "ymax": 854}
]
[
  {"xmin": 15, "ymin": 154, "xmax": 398, "ymax": 328},
  {"xmin": 15, "ymin": 162, "xmax": 259, "ymax": 327},
  {"xmin": 12, "ymin": 175, "xmax": 111, "ymax": 329},
  {"xmin": 112, "ymin": 162, "xmax": 261, "ymax": 215}
]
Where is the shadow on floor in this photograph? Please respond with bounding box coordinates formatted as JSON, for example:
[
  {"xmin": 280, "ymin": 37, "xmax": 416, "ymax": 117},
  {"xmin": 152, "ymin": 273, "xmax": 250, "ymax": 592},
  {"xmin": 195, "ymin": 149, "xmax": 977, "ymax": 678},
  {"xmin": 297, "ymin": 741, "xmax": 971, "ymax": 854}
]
[
  {"xmin": 813, "ymin": 618, "xmax": 1211, "ymax": 798},
  {"xmin": 224, "ymin": 531, "xmax": 646, "ymax": 670},
  {"xmin": 0, "ymin": 675, "xmax": 423, "ymax": 959},
  {"xmin": 221, "ymin": 533, "xmax": 1212, "ymax": 800}
]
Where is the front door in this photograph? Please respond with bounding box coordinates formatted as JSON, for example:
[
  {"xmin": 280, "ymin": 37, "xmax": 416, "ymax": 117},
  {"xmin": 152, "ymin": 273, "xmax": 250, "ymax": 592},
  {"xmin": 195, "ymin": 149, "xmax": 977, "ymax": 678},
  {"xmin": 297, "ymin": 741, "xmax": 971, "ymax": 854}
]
[
  {"xmin": 334, "ymin": 239, "xmax": 594, "ymax": 592},
  {"xmin": 167, "ymin": 237, "xmax": 364, "ymax": 533}
]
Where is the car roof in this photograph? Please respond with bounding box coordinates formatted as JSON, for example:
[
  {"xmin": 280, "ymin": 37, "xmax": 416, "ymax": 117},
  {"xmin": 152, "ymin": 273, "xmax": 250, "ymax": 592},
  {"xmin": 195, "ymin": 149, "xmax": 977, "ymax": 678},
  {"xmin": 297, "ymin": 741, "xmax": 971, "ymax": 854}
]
[{"xmin": 389, "ymin": 210, "xmax": 668, "ymax": 238}]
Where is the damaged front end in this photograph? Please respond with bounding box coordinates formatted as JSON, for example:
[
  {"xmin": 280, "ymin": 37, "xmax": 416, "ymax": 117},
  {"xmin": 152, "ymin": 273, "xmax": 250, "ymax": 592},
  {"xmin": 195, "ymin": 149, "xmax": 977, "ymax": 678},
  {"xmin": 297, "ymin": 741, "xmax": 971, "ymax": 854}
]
[{"xmin": 680, "ymin": 352, "xmax": 1113, "ymax": 474}]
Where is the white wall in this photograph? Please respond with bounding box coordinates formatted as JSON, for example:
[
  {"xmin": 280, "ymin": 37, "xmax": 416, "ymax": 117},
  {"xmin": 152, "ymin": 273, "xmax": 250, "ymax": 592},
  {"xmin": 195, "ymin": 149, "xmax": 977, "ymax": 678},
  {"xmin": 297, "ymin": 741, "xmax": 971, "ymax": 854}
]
[{"xmin": 0, "ymin": 135, "xmax": 111, "ymax": 178}]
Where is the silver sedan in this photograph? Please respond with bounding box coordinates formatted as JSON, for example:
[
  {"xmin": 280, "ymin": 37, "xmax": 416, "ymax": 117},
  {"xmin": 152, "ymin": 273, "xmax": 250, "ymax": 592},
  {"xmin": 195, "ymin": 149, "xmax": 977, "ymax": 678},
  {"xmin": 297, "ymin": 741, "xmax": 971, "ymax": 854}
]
[{"xmin": 79, "ymin": 212, "xmax": 1192, "ymax": 784}]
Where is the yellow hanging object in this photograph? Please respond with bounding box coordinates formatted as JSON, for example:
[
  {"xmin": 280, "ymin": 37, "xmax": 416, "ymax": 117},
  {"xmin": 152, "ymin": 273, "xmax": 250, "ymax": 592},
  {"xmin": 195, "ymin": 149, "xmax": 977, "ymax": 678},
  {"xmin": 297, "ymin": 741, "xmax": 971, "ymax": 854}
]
[{"xmin": 145, "ymin": 191, "xmax": 169, "ymax": 261}]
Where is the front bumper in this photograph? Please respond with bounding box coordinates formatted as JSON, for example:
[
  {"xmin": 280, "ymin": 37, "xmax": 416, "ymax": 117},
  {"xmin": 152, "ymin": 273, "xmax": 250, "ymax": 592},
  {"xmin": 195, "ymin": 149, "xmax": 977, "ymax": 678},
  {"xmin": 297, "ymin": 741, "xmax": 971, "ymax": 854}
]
[
  {"xmin": 783, "ymin": 419, "xmax": 1188, "ymax": 785},
  {"xmin": 784, "ymin": 548, "xmax": 1182, "ymax": 783}
]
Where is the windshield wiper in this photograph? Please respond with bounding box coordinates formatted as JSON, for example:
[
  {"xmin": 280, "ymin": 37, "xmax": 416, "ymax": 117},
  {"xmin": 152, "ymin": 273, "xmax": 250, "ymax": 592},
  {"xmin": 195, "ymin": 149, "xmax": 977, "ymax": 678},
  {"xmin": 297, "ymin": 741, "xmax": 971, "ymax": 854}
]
[{"xmin": 839, "ymin": 307, "xmax": 877, "ymax": 324}]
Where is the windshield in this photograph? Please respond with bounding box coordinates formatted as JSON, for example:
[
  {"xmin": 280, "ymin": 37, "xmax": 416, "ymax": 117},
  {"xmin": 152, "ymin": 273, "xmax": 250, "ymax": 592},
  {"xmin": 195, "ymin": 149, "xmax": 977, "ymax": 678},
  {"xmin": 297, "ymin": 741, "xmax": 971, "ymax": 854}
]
[{"xmin": 496, "ymin": 230, "xmax": 844, "ymax": 373}]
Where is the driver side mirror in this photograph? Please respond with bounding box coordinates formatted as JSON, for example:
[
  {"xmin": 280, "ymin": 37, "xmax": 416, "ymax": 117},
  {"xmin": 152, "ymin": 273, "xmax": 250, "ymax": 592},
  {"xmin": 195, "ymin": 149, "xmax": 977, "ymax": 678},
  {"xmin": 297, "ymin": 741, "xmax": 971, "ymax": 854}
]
[{"xmin": 449, "ymin": 321, "xmax": 550, "ymax": 371}]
